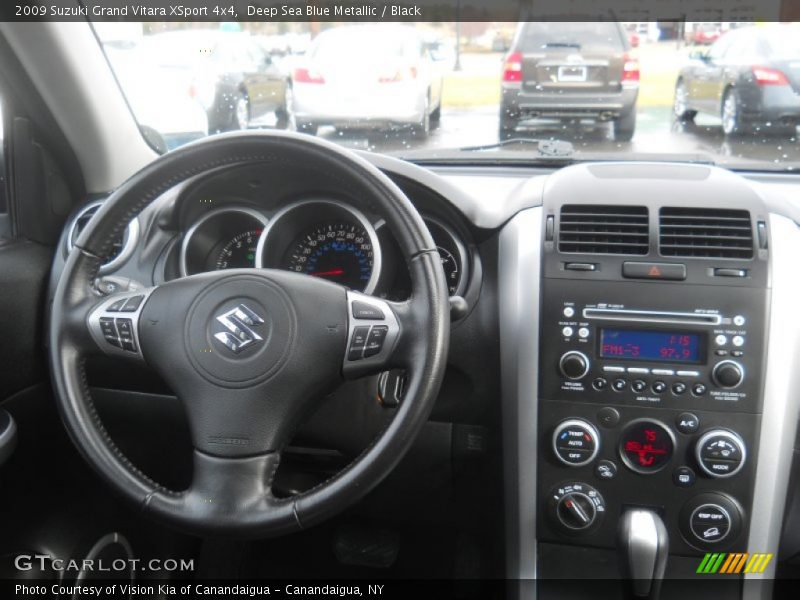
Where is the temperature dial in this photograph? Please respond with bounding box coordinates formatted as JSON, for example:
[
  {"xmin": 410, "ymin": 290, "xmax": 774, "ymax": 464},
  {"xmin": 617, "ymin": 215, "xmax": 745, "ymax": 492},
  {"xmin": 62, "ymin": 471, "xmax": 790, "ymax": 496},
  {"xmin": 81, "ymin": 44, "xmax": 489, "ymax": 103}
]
[
  {"xmin": 695, "ymin": 430, "xmax": 746, "ymax": 478},
  {"xmin": 550, "ymin": 482, "xmax": 606, "ymax": 533}
]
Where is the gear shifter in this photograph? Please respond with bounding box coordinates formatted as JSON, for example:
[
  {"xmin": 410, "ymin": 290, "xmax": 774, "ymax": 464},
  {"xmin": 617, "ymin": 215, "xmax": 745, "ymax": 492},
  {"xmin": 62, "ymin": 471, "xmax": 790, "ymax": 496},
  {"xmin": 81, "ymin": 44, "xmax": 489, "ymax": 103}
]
[{"xmin": 618, "ymin": 509, "xmax": 669, "ymax": 600}]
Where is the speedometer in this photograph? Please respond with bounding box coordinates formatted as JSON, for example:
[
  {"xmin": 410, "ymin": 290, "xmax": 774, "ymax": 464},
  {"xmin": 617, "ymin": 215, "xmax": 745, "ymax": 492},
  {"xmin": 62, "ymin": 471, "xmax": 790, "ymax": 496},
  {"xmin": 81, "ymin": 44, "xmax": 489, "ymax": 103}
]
[{"xmin": 285, "ymin": 222, "xmax": 374, "ymax": 291}]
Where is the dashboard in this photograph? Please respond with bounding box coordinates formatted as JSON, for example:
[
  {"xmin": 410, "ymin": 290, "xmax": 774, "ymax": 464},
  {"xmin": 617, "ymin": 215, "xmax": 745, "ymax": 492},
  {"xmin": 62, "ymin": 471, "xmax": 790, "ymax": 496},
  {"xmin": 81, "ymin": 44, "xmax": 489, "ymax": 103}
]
[{"xmin": 49, "ymin": 153, "xmax": 800, "ymax": 597}]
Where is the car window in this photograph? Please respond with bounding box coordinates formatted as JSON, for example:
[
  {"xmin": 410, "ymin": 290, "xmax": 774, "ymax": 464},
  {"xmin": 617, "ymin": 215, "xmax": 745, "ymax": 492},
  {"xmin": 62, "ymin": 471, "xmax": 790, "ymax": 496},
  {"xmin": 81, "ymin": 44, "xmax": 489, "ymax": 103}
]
[
  {"xmin": 518, "ymin": 22, "xmax": 624, "ymax": 52},
  {"xmin": 708, "ymin": 34, "xmax": 734, "ymax": 61}
]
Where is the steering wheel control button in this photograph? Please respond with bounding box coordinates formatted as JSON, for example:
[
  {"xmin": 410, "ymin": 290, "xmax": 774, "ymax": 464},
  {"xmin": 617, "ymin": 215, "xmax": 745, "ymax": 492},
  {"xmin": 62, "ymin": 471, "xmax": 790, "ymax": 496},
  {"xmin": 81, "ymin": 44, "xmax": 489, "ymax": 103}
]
[
  {"xmin": 352, "ymin": 300, "xmax": 385, "ymax": 320},
  {"xmin": 676, "ymin": 413, "xmax": 700, "ymax": 434},
  {"xmin": 618, "ymin": 419, "xmax": 675, "ymax": 474},
  {"xmin": 595, "ymin": 460, "xmax": 617, "ymax": 480},
  {"xmin": 108, "ymin": 298, "xmax": 127, "ymax": 312},
  {"xmin": 592, "ymin": 377, "xmax": 608, "ymax": 391},
  {"xmin": 690, "ymin": 504, "xmax": 731, "ymax": 543},
  {"xmin": 364, "ymin": 325, "xmax": 389, "ymax": 358},
  {"xmin": 652, "ymin": 381, "xmax": 667, "ymax": 394},
  {"xmin": 552, "ymin": 419, "xmax": 600, "ymax": 467},
  {"xmin": 121, "ymin": 295, "xmax": 145, "ymax": 312},
  {"xmin": 612, "ymin": 378, "xmax": 628, "ymax": 392},
  {"xmin": 631, "ymin": 380, "xmax": 647, "ymax": 393},
  {"xmin": 696, "ymin": 430, "xmax": 746, "ymax": 478},
  {"xmin": 115, "ymin": 318, "xmax": 137, "ymax": 352},
  {"xmin": 559, "ymin": 351, "xmax": 590, "ymax": 380},
  {"xmin": 674, "ymin": 466, "xmax": 696, "ymax": 487},
  {"xmin": 597, "ymin": 407, "xmax": 620, "ymax": 428},
  {"xmin": 712, "ymin": 360, "xmax": 744, "ymax": 388},
  {"xmin": 348, "ymin": 326, "xmax": 371, "ymax": 360},
  {"xmin": 99, "ymin": 318, "xmax": 121, "ymax": 347},
  {"xmin": 692, "ymin": 383, "xmax": 707, "ymax": 396}
]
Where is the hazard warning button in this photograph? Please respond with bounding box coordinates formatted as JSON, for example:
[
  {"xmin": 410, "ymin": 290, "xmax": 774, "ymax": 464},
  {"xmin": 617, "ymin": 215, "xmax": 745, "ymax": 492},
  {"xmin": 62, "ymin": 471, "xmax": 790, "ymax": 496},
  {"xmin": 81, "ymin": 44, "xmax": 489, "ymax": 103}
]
[{"xmin": 622, "ymin": 262, "xmax": 686, "ymax": 281}]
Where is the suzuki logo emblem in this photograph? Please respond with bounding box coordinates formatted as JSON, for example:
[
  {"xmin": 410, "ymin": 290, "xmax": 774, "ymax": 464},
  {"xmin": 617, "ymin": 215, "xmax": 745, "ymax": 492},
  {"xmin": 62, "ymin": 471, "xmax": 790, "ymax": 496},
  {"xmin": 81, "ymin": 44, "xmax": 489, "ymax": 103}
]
[{"xmin": 213, "ymin": 304, "xmax": 264, "ymax": 354}]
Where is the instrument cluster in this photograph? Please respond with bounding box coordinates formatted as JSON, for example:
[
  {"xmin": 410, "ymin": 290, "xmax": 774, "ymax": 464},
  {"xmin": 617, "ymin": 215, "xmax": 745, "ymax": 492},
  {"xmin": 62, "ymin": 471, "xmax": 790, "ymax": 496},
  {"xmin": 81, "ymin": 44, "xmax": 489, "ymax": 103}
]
[{"xmin": 177, "ymin": 198, "xmax": 470, "ymax": 299}]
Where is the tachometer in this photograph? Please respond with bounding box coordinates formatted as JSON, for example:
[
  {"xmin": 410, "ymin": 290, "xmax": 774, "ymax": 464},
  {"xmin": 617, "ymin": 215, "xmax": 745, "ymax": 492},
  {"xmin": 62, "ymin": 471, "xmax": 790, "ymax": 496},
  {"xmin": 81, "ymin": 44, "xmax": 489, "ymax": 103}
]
[
  {"xmin": 214, "ymin": 229, "xmax": 262, "ymax": 270},
  {"xmin": 285, "ymin": 222, "xmax": 374, "ymax": 291}
]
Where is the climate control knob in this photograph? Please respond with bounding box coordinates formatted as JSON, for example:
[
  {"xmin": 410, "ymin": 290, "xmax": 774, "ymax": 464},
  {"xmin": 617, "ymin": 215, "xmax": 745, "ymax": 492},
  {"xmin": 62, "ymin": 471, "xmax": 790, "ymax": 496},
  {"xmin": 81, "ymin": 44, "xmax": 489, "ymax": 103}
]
[
  {"xmin": 712, "ymin": 360, "xmax": 744, "ymax": 389},
  {"xmin": 559, "ymin": 351, "xmax": 590, "ymax": 380},
  {"xmin": 550, "ymin": 482, "xmax": 606, "ymax": 533},
  {"xmin": 695, "ymin": 430, "xmax": 746, "ymax": 478},
  {"xmin": 552, "ymin": 419, "xmax": 600, "ymax": 467}
]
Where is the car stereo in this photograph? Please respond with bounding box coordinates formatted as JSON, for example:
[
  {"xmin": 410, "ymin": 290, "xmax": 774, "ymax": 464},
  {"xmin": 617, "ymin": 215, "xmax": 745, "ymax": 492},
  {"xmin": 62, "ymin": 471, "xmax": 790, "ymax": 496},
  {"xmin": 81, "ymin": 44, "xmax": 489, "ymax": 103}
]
[{"xmin": 539, "ymin": 280, "xmax": 766, "ymax": 414}]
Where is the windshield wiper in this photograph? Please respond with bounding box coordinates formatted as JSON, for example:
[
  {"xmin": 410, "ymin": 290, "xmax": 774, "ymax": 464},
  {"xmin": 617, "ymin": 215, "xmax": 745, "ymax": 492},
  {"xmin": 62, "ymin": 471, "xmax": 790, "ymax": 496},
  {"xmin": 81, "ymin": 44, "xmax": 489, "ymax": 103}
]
[{"xmin": 455, "ymin": 137, "xmax": 575, "ymax": 158}]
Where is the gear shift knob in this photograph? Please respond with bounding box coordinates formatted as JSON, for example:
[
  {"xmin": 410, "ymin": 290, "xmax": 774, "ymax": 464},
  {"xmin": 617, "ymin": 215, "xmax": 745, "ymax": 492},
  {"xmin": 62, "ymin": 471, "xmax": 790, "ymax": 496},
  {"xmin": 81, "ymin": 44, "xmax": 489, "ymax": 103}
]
[{"xmin": 618, "ymin": 509, "xmax": 669, "ymax": 599}]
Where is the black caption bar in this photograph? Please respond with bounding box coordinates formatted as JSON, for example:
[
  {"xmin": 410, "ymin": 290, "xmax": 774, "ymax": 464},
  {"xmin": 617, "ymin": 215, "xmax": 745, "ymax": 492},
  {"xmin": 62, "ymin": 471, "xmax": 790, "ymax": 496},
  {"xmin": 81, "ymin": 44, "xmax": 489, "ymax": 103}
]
[{"xmin": 0, "ymin": 0, "xmax": 791, "ymax": 22}]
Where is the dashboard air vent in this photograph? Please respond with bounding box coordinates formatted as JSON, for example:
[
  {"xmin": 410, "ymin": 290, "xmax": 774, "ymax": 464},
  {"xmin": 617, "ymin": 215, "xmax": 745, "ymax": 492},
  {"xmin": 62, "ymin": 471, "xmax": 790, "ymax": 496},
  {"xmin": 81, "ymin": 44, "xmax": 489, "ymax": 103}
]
[
  {"xmin": 659, "ymin": 208, "xmax": 753, "ymax": 259},
  {"xmin": 558, "ymin": 205, "xmax": 649, "ymax": 255},
  {"xmin": 66, "ymin": 201, "xmax": 139, "ymax": 273}
]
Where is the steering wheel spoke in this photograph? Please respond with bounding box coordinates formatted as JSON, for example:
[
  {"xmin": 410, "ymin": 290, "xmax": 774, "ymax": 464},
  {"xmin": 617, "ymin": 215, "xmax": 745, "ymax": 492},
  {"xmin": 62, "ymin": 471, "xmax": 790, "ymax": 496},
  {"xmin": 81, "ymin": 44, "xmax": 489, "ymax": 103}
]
[{"xmin": 85, "ymin": 288, "xmax": 156, "ymax": 361}]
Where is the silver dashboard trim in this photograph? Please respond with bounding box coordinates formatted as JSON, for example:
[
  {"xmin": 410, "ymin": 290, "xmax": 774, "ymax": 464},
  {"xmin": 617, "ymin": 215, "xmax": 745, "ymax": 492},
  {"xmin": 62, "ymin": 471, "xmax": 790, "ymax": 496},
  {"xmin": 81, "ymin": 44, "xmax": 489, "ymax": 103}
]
[
  {"xmin": 66, "ymin": 200, "xmax": 140, "ymax": 275},
  {"xmin": 255, "ymin": 199, "xmax": 382, "ymax": 296},
  {"xmin": 744, "ymin": 213, "xmax": 800, "ymax": 598},
  {"xmin": 179, "ymin": 207, "xmax": 269, "ymax": 277},
  {"xmin": 499, "ymin": 207, "xmax": 542, "ymax": 588}
]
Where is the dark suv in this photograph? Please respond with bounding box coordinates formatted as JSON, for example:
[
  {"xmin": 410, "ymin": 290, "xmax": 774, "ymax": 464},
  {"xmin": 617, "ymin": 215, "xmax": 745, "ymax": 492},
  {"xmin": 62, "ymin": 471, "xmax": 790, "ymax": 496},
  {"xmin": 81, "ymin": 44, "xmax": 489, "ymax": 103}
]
[{"xmin": 499, "ymin": 22, "xmax": 639, "ymax": 141}]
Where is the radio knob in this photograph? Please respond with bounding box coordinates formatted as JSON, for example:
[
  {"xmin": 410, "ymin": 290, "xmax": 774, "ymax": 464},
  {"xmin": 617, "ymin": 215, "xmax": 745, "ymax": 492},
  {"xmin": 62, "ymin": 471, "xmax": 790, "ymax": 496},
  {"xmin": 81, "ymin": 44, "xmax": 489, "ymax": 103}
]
[
  {"xmin": 712, "ymin": 360, "xmax": 744, "ymax": 388},
  {"xmin": 559, "ymin": 351, "xmax": 590, "ymax": 380}
]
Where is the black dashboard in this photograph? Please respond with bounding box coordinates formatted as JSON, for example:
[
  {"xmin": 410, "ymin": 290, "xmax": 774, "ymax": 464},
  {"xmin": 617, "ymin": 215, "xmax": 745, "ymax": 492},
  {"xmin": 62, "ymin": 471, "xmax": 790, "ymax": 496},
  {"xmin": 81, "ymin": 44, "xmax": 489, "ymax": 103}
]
[{"xmin": 47, "ymin": 154, "xmax": 800, "ymax": 595}]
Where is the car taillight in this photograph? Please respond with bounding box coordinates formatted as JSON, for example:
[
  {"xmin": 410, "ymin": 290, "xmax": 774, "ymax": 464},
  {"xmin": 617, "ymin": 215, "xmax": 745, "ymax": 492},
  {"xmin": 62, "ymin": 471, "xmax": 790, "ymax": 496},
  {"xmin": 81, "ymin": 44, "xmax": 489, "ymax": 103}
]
[
  {"xmin": 378, "ymin": 67, "xmax": 418, "ymax": 83},
  {"xmin": 622, "ymin": 53, "xmax": 640, "ymax": 83},
  {"xmin": 502, "ymin": 51, "xmax": 523, "ymax": 83},
  {"xmin": 294, "ymin": 67, "xmax": 325, "ymax": 84},
  {"xmin": 752, "ymin": 66, "xmax": 789, "ymax": 86}
]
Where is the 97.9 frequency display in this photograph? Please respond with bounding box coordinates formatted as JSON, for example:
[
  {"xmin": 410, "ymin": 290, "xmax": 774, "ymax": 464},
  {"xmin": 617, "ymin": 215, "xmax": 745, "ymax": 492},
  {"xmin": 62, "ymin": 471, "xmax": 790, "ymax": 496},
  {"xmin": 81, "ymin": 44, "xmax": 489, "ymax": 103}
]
[{"xmin": 599, "ymin": 329, "xmax": 704, "ymax": 364}]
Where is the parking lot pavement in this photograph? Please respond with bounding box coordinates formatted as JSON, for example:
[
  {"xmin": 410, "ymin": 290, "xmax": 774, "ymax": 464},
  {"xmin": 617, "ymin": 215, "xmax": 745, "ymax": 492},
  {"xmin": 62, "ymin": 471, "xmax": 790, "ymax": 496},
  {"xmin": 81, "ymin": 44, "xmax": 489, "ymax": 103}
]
[{"xmin": 316, "ymin": 105, "xmax": 800, "ymax": 168}]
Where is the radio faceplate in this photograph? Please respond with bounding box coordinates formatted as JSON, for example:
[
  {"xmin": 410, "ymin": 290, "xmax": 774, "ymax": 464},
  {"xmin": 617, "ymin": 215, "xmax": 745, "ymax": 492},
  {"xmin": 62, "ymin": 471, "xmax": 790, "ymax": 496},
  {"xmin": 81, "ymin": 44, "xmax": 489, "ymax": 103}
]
[{"xmin": 540, "ymin": 280, "xmax": 768, "ymax": 414}]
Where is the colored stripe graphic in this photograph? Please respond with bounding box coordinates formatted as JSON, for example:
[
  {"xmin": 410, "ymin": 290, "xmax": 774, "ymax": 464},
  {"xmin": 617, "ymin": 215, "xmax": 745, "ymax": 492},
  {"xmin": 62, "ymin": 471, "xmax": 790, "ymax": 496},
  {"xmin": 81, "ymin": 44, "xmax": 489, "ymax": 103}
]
[{"xmin": 699, "ymin": 553, "xmax": 774, "ymax": 574}]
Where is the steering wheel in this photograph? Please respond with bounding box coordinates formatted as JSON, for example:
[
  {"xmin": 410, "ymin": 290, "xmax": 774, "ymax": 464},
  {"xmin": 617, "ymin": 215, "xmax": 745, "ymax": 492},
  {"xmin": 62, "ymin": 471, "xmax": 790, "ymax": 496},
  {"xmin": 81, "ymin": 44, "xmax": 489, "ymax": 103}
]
[{"xmin": 49, "ymin": 132, "xmax": 449, "ymax": 538}]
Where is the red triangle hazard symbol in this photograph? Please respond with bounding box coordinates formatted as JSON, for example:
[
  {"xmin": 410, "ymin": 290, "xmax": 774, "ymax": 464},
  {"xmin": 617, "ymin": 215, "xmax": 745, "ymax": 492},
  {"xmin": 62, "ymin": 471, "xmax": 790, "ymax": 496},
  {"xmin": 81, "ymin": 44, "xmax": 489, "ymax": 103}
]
[{"xmin": 648, "ymin": 265, "xmax": 662, "ymax": 277}]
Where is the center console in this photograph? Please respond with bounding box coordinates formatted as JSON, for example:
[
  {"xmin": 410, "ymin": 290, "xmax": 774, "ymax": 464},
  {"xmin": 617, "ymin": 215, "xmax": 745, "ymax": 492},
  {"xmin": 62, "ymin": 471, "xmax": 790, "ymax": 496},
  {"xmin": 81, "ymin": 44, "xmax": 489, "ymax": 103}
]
[{"xmin": 497, "ymin": 163, "xmax": 795, "ymax": 596}]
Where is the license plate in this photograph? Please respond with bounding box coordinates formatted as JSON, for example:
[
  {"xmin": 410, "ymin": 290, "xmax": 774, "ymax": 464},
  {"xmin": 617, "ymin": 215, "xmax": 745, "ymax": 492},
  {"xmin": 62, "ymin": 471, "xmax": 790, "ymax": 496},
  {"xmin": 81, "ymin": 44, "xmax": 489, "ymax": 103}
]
[{"xmin": 558, "ymin": 65, "xmax": 587, "ymax": 82}]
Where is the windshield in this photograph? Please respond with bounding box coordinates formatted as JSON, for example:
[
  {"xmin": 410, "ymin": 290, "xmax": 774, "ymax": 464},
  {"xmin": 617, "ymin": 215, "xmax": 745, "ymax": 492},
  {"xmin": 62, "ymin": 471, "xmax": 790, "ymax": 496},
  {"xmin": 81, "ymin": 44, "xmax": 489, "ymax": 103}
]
[{"xmin": 97, "ymin": 21, "xmax": 800, "ymax": 171}]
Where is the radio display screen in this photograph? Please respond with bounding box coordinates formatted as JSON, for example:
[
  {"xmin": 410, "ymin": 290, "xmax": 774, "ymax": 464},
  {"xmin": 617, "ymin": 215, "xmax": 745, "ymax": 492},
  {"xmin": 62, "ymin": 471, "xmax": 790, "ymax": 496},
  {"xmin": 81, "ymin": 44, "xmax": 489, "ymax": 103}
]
[{"xmin": 599, "ymin": 329, "xmax": 704, "ymax": 364}]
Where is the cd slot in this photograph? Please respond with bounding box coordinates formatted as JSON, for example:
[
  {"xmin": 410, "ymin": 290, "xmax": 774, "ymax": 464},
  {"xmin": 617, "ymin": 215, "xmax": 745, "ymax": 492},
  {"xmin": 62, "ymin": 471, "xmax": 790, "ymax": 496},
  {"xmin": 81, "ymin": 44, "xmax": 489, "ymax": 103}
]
[{"xmin": 582, "ymin": 308, "xmax": 721, "ymax": 326}]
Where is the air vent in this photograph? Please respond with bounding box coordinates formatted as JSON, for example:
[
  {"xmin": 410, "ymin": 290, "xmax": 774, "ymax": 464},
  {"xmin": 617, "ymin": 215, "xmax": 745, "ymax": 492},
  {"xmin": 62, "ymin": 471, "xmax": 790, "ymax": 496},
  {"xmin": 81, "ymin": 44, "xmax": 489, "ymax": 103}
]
[
  {"xmin": 558, "ymin": 205, "xmax": 649, "ymax": 255},
  {"xmin": 66, "ymin": 201, "xmax": 139, "ymax": 273},
  {"xmin": 659, "ymin": 208, "xmax": 753, "ymax": 259}
]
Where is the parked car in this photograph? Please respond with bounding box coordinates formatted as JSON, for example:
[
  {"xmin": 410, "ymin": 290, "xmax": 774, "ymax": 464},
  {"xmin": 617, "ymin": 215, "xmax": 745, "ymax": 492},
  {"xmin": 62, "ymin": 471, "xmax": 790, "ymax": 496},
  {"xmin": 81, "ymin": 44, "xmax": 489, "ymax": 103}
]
[
  {"xmin": 290, "ymin": 25, "xmax": 444, "ymax": 137},
  {"xmin": 104, "ymin": 45, "xmax": 208, "ymax": 150},
  {"xmin": 689, "ymin": 23, "xmax": 723, "ymax": 45},
  {"xmin": 138, "ymin": 30, "xmax": 292, "ymax": 132},
  {"xmin": 673, "ymin": 25, "xmax": 800, "ymax": 137},
  {"xmin": 499, "ymin": 21, "xmax": 639, "ymax": 141}
]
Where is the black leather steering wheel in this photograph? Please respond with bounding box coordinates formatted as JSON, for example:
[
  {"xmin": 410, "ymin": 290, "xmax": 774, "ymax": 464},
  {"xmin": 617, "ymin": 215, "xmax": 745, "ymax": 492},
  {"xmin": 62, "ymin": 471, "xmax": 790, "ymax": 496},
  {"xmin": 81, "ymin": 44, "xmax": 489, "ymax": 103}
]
[{"xmin": 49, "ymin": 131, "xmax": 449, "ymax": 538}]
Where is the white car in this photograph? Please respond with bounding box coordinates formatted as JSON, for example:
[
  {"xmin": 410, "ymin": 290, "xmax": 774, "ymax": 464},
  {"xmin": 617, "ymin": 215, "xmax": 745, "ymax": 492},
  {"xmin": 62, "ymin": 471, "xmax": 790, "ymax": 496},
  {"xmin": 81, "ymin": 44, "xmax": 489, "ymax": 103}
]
[{"xmin": 291, "ymin": 25, "xmax": 444, "ymax": 137}]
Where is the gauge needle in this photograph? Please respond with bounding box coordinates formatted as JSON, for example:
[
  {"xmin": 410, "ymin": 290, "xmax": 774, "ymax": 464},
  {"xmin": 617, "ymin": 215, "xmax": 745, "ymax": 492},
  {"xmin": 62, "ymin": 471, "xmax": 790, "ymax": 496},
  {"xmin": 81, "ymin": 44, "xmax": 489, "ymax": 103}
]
[{"xmin": 310, "ymin": 269, "xmax": 345, "ymax": 277}]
